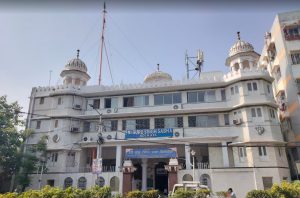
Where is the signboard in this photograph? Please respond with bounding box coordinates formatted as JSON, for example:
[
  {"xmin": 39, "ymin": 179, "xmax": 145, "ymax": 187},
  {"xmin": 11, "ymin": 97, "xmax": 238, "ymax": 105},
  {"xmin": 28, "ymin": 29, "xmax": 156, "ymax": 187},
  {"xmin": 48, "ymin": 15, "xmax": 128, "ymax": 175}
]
[
  {"xmin": 92, "ymin": 158, "xmax": 102, "ymax": 174},
  {"xmin": 125, "ymin": 148, "xmax": 177, "ymax": 159},
  {"xmin": 125, "ymin": 128, "xmax": 173, "ymax": 139}
]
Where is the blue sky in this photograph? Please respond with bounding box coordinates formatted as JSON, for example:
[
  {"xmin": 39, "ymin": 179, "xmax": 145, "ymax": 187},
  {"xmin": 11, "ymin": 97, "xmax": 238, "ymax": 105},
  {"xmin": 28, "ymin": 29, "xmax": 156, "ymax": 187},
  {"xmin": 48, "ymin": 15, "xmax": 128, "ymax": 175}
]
[{"xmin": 0, "ymin": 2, "xmax": 299, "ymax": 113}]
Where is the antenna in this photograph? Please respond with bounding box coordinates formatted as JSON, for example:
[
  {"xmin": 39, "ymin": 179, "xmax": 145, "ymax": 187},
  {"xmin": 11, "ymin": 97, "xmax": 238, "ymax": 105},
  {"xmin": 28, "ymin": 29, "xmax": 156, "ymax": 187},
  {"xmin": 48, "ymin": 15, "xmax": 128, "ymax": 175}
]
[
  {"xmin": 48, "ymin": 70, "xmax": 52, "ymax": 86},
  {"xmin": 185, "ymin": 50, "xmax": 204, "ymax": 79},
  {"xmin": 98, "ymin": 2, "xmax": 107, "ymax": 86}
]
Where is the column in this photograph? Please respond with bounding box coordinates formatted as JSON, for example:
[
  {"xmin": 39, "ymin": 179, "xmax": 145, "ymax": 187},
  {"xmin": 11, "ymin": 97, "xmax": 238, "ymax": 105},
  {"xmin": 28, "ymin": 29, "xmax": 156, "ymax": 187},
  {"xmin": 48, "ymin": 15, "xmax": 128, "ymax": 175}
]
[
  {"xmin": 222, "ymin": 141, "xmax": 229, "ymax": 167},
  {"xmin": 97, "ymin": 144, "xmax": 102, "ymax": 158},
  {"xmin": 165, "ymin": 159, "xmax": 180, "ymax": 193},
  {"xmin": 115, "ymin": 145, "xmax": 122, "ymax": 172},
  {"xmin": 122, "ymin": 160, "xmax": 136, "ymax": 196},
  {"xmin": 185, "ymin": 144, "xmax": 191, "ymax": 170},
  {"xmin": 141, "ymin": 158, "xmax": 148, "ymax": 191}
]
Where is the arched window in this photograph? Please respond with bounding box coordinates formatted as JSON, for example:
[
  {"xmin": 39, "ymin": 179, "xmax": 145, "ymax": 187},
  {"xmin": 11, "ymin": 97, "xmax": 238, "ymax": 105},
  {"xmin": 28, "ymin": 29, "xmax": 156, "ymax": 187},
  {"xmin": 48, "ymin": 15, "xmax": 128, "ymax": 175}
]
[
  {"xmin": 242, "ymin": 60, "xmax": 250, "ymax": 70},
  {"xmin": 233, "ymin": 63, "xmax": 239, "ymax": 71},
  {"xmin": 95, "ymin": 176, "xmax": 105, "ymax": 187},
  {"xmin": 77, "ymin": 177, "xmax": 87, "ymax": 190},
  {"xmin": 75, "ymin": 78, "xmax": 81, "ymax": 85},
  {"xmin": 64, "ymin": 177, "xmax": 73, "ymax": 189},
  {"xmin": 182, "ymin": 174, "xmax": 193, "ymax": 181},
  {"xmin": 110, "ymin": 176, "xmax": 119, "ymax": 192},
  {"xmin": 200, "ymin": 174, "xmax": 211, "ymax": 188}
]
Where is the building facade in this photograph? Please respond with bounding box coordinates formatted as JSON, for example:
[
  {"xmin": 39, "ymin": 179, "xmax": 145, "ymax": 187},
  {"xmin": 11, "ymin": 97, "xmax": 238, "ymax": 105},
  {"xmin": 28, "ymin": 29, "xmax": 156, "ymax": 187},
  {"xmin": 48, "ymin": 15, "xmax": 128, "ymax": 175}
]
[
  {"xmin": 26, "ymin": 35, "xmax": 290, "ymax": 197},
  {"xmin": 259, "ymin": 10, "xmax": 300, "ymax": 179}
]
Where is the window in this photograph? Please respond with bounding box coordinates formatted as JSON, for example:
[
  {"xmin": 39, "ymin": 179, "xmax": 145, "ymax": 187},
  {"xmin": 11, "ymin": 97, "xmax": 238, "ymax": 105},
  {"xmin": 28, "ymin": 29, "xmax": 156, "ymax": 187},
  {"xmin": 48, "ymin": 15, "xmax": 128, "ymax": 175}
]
[
  {"xmin": 251, "ymin": 108, "xmax": 262, "ymax": 117},
  {"xmin": 47, "ymin": 180, "xmax": 55, "ymax": 187},
  {"xmin": 291, "ymin": 52, "xmax": 300, "ymax": 65},
  {"xmin": 258, "ymin": 146, "xmax": 267, "ymax": 157},
  {"xmin": 110, "ymin": 176, "xmax": 119, "ymax": 192},
  {"xmin": 105, "ymin": 97, "xmax": 118, "ymax": 109},
  {"xmin": 247, "ymin": 82, "xmax": 258, "ymax": 91},
  {"xmin": 54, "ymin": 120, "xmax": 58, "ymax": 128},
  {"xmin": 123, "ymin": 95, "xmax": 149, "ymax": 107},
  {"xmin": 66, "ymin": 152, "xmax": 76, "ymax": 167},
  {"xmin": 238, "ymin": 147, "xmax": 247, "ymax": 161},
  {"xmin": 187, "ymin": 90, "xmax": 216, "ymax": 103},
  {"xmin": 267, "ymin": 84, "xmax": 271, "ymax": 94},
  {"xmin": 284, "ymin": 26, "xmax": 300, "ymax": 40},
  {"xmin": 188, "ymin": 115, "xmax": 219, "ymax": 127},
  {"xmin": 103, "ymin": 120, "xmax": 118, "ymax": 132},
  {"xmin": 224, "ymin": 114, "xmax": 230, "ymax": 126},
  {"xmin": 93, "ymin": 99, "xmax": 100, "ymax": 109},
  {"xmin": 275, "ymin": 67, "xmax": 281, "ymax": 81},
  {"xmin": 51, "ymin": 152, "xmax": 58, "ymax": 162},
  {"xmin": 58, "ymin": 97, "xmax": 62, "ymax": 105},
  {"xmin": 77, "ymin": 177, "xmax": 87, "ymax": 190},
  {"xmin": 154, "ymin": 93, "xmax": 181, "ymax": 105},
  {"xmin": 36, "ymin": 120, "xmax": 41, "ymax": 129},
  {"xmin": 269, "ymin": 108, "xmax": 276, "ymax": 119},
  {"xmin": 262, "ymin": 177, "xmax": 273, "ymax": 190},
  {"xmin": 221, "ymin": 89, "xmax": 226, "ymax": 101},
  {"xmin": 230, "ymin": 86, "xmax": 239, "ymax": 95},
  {"xmin": 83, "ymin": 122, "xmax": 91, "ymax": 132},
  {"xmin": 64, "ymin": 177, "xmax": 73, "ymax": 189},
  {"xmin": 183, "ymin": 174, "xmax": 193, "ymax": 181},
  {"xmin": 122, "ymin": 119, "xmax": 150, "ymax": 130},
  {"xmin": 278, "ymin": 147, "xmax": 282, "ymax": 157},
  {"xmin": 39, "ymin": 97, "xmax": 44, "ymax": 104},
  {"xmin": 154, "ymin": 117, "xmax": 183, "ymax": 128}
]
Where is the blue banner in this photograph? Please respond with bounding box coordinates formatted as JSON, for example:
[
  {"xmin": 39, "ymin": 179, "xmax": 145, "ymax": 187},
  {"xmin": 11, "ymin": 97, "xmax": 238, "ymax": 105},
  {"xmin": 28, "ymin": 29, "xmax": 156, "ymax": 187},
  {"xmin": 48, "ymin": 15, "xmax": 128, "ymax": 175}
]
[
  {"xmin": 125, "ymin": 148, "xmax": 177, "ymax": 159},
  {"xmin": 125, "ymin": 128, "xmax": 173, "ymax": 139}
]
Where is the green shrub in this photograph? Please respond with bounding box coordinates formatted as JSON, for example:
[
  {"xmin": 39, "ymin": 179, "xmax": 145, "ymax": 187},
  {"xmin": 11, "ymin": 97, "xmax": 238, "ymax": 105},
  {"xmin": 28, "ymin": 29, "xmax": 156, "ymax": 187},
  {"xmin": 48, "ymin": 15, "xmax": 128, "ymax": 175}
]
[
  {"xmin": 172, "ymin": 188, "xmax": 195, "ymax": 198},
  {"xmin": 215, "ymin": 191, "xmax": 226, "ymax": 197},
  {"xmin": 195, "ymin": 189, "xmax": 210, "ymax": 198},
  {"xmin": 143, "ymin": 189, "xmax": 159, "ymax": 198},
  {"xmin": 126, "ymin": 190, "xmax": 143, "ymax": 198},
  {"xmin": 246, "ymin": 190, "xmax": 272, "ymax": 198},
  {"xmin": 90, "ymin": 186, "xmax": 111, "ymax": 198},
  {"xmin": 0, "ymin": 192, "xmax": 18, "ymax": 198},
  {"xmin": 270, "ymin": 180, "xmax": 300, "ymax": 198},
  {"xmin": 18, "ymin": 189, "xmax": 41, "ymax": 198}
]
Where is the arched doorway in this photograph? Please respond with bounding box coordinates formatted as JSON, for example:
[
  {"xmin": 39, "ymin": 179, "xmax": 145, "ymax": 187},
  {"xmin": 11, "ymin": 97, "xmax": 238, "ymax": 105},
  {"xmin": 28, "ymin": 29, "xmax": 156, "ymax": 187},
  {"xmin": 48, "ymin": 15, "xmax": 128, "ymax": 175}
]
[{"xmin": 155, "ymin": 162, "xmax": 168, "ymax": 193}]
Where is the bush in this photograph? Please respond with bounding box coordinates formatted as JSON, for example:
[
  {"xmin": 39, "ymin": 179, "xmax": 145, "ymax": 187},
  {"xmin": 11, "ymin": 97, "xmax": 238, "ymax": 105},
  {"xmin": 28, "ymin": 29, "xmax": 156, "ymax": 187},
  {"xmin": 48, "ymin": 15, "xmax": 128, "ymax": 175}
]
[
  {"xmin": 270, "ymin": 180, "xmax": 300, "ymax": 198},
  {"xmin": 172, "ymin": 188, "xmax": 195, "ymax": 198},
  {"xmin": 143, "ymin": 189, "xmax": 159, "ymax": 198},
  {"xmin": 215, "ymin": 191, "xmax": 226, "ymax": 198},
  {"xmin": 195, "ymin": 189, "xmax": 210, "ymax": 198},
  {"xmin": 0, "ymin": 193, "xmax": 18, "ymax": 198},
  {"xmin": 246, "ymin": 190, "xmax": 272, "ymax": 198},
  {"xmin": 126, "ymin": 190, "xmax": 143, "ymax": 198}
]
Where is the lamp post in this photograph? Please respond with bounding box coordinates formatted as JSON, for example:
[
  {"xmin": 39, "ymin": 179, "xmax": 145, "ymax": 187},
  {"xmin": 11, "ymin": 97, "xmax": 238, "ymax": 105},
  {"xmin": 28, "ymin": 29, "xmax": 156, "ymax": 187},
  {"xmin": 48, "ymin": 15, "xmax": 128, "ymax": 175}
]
[
  {"xmin": 89, "ymin": 104, "xmax": 104, "ymax": 159},
  {"xmin": 191, "ymin": 149, "xmax": 196, "ymax": 181}
]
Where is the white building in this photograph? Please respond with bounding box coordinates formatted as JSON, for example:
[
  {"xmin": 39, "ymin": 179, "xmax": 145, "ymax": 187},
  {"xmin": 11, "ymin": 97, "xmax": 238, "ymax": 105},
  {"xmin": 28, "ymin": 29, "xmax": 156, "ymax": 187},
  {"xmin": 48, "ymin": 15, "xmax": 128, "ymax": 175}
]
[
  {"xmin": 26, "ymin": 34, "xmax": 290, "ymax": 197},
  {"xmin": 258, "ymin": 10, "xmax": 300, "ymax": 180}
]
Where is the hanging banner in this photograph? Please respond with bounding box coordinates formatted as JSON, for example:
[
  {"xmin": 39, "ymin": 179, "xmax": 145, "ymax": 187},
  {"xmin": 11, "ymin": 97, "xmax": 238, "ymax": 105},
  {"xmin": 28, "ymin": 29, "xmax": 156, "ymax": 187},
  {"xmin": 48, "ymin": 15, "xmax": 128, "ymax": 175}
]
[
  {"xmin": 125, "ymin": 128, "xmax": 173, "ymax": 139},
  {"xmin": 92, "ymin": 158, "xmax": 102, "ymax": 174},
  {"xmin": 125, "ymin": 148, "xmax": 177, "ymax": 159}
]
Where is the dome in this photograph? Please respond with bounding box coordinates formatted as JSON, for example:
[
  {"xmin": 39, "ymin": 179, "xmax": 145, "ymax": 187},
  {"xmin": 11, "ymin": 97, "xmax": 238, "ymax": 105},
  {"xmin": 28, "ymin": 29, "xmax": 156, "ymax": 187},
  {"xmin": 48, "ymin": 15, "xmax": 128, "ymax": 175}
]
[
  {"xmin": 144, "ymin": 64, "xmax": 172, "ymax": 83},
  {"xmin": 228, "ymin": 32, "xmax": 254, "ymax": 57},
  {"xmin": 64, "ymin": 58, "xmax": 87, "ymax": 73}
]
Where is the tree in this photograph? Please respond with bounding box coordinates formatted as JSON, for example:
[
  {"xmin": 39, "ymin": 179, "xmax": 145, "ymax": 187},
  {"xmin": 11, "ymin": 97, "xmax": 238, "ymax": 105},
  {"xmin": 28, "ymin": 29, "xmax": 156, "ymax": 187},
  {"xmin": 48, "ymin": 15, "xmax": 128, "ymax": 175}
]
[{"xmin": 0, "ymin": 95, "xmax": 47, "ymax": 192}]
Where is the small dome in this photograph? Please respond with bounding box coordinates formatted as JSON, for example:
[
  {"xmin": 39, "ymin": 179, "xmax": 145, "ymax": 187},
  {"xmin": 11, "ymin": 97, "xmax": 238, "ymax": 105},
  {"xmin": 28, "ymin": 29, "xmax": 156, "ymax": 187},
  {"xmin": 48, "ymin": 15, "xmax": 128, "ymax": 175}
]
[
  {"xmin": 228, "ymin": 32, "xmax": 254, "ymax": 57},
  {"xmin": 64, "ymin": 58, "xmax": 87, "ymax": 73},
  {"xmin": 144, "ymin": 64, "xmax": 172, "ymax": 83}
]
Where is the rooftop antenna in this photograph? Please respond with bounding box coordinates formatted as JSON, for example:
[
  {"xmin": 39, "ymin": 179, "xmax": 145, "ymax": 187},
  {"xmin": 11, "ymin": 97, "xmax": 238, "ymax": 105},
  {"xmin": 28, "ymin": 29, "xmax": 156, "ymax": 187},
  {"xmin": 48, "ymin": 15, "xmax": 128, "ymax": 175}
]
[
  {"xmin": 98, "ymin": 2, "xmax": 107, "ymax": 86},
  {"xmin": 185, "ymin": 50, "xmax": 204, "ymax": 79},
  {"xmin": 77, "ymin": 49, "xmax": 80, "ymax": 59},
  {"xmin": 48, "ymin": 70, "xmax": 52, "ymax": 86},
  {"xmin": 237, "ymin": 31, "xmax": 241, "ymax": 40}
]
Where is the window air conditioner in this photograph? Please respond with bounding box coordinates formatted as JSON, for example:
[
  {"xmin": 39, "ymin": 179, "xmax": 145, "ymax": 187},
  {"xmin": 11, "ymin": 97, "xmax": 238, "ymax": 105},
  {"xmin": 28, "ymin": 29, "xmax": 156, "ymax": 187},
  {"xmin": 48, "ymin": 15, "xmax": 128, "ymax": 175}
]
[
  {"xmin": 233, "ymin": 119, "xmax": 242, "ymax": 125},
  {"xmin": 71, "ymin": 127, "xmax": 79, "ymax": 132},
  {"xmin": 73, "ymin": 104, "xmax": 82, "ymax": 110}
]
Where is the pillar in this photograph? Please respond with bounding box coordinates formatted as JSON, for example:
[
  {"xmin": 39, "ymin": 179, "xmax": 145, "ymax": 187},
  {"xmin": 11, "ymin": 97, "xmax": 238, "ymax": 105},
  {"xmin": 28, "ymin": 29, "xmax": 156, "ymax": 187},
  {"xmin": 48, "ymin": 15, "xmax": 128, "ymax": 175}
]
[
  {"xmin": 222, "ymin": 141, "xmax": 229, "ymax": 167},
  {"xmin": 141, "ymin": 158, "xmax": 148, "ymax": 191},
  {"xmin": 115, "ymin": 145, "xmax": 122, "ymax": 172},
  {"xmin": 122, "ymin": 160, "xmax": 136, "ymax": 195},
  {"xmin": 165, "ymin": 159, "xmax": 180, "ymax": 193},
  {"xmin": 97, "ymin": 144, "xmax": 102, "ymax": 158},
  {"xmin": 185, "ymin": 144, "xmax": 191, "ymax": 170}
]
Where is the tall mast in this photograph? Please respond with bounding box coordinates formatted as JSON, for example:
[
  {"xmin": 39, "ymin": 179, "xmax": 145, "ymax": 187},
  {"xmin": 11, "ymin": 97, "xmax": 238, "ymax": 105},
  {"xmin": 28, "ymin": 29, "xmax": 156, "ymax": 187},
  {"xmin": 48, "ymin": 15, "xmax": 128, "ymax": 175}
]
[{"xmin": 98, "ymin": 2, "xmax": 107, "ymax": 85}]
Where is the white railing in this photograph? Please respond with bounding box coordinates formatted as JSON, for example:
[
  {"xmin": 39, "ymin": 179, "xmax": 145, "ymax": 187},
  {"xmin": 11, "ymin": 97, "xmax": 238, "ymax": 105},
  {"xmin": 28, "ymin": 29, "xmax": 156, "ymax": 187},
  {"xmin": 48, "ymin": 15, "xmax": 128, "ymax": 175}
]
[
  {"xmin": 197, "ymin": 162, "xmax": 210, "ymax": 169},
  {"xmin": 76, "ymin": 166, "xmax": 116, "ymax": 173}
]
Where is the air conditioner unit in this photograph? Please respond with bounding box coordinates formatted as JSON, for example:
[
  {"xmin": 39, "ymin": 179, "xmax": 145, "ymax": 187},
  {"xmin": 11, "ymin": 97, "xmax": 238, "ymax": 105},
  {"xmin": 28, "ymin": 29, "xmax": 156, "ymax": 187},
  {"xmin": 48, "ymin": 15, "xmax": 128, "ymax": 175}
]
[
  {"xmin": 83, "ymin": 137, "xmax": 88, "ymax": 141},
  {"xmin": 106, "ymin": 109, "xmax": 112, "ymax": 113},
  {"xmin": 233, "ymin": 119, "xmax": 242, "ymax": 125},
  {"xmin": 73, "ymin": 104, "xmax": 82, "ymax": 110},
  {"xmin": 174, "ymin": 131, "xmax": 180, "ymax": 137},
  {"xmin": 71, "ymin": 127, "xmax": 80, "ymax": 132},
  {"xmin": 173, "ymin": 104, "xmax": 183, "ymax": 110}
]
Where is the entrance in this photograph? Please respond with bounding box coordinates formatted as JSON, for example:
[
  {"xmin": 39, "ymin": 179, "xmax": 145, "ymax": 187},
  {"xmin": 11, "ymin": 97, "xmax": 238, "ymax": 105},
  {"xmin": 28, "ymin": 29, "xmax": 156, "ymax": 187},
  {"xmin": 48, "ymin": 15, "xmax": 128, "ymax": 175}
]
[{"xmin": 155, "ymin": 162, "xmax": 168, "ymax": 194}]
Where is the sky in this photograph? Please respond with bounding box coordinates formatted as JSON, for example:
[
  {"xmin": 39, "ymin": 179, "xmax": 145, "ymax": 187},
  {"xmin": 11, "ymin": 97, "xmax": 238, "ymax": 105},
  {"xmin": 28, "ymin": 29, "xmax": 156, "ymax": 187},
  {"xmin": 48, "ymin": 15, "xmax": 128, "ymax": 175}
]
[{"xmin": 0, "ymin": 1, "xmax": 299, "ymax": 115}]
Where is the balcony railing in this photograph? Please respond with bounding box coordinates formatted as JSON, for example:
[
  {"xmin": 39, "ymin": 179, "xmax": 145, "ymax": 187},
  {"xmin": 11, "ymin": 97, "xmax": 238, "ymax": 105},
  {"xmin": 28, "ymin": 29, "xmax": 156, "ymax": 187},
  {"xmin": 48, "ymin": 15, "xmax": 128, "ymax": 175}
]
[{"xmin": 74, "ymin": 165, "xmax": 116, "ymax": 173}]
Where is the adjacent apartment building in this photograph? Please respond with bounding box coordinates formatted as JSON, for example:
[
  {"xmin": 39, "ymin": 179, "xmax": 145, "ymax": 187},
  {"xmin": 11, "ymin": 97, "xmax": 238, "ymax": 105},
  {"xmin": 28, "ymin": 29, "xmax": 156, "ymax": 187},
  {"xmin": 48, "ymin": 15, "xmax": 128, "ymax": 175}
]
[
  {"xmin": 25, "ymin": 32, "xmax": 290, "ymax": 197},
  {"xmin": 259, "ymin": 10, "xmax": 300, "ymax": 179}
]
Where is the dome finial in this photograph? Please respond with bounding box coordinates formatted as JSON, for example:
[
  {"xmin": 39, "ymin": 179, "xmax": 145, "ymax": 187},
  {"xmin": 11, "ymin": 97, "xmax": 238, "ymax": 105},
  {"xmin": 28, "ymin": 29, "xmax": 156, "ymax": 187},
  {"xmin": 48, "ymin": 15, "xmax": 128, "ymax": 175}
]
[
  {"xmin": 77, "ymin": 49, "xmax": 80, "ymax": 59},
  {"xmin": 157, "ymin": 63, "xmax": 160, "ymax": 71},
  {"xmin": 237, "ymin": 31, "xmax": 241, "ymax": 40}
]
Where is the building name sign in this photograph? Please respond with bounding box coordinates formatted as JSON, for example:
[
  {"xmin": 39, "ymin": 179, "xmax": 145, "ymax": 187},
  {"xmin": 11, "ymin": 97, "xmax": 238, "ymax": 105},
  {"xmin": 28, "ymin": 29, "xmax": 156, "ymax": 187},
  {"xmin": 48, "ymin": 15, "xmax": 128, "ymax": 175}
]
[
  {"xmin": 92, "ymin": 158, "xmax": 102, "ymax": 174},
  {"xmin": 125, "ymin": 128, "xmax": 173, "ymax": 139},
  {"xmin": 125, "ymin": 148, "xmax": 177, "ymax": 159}
]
